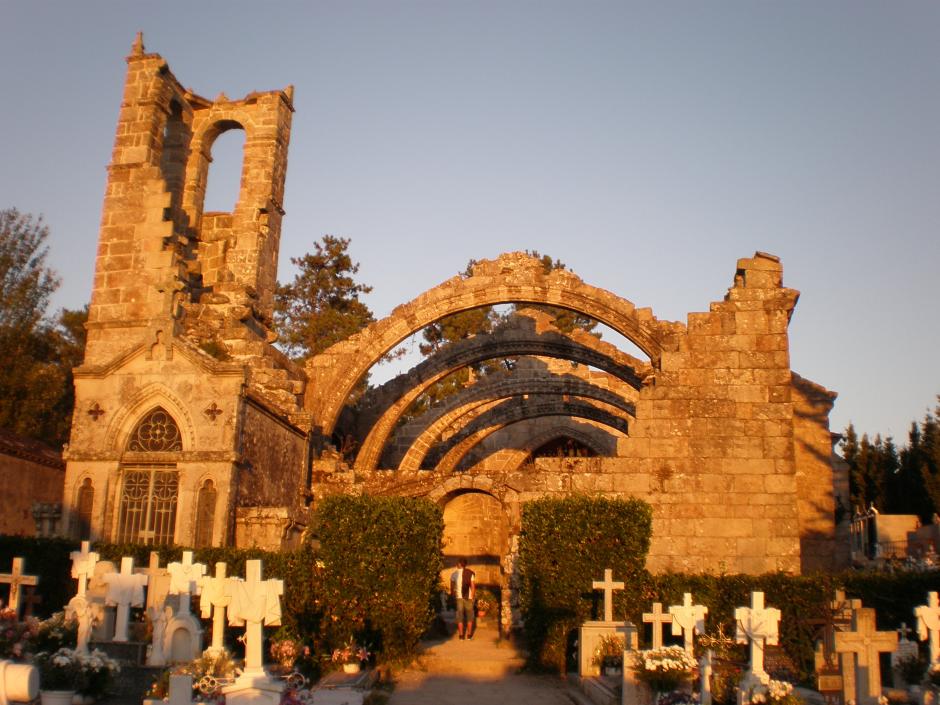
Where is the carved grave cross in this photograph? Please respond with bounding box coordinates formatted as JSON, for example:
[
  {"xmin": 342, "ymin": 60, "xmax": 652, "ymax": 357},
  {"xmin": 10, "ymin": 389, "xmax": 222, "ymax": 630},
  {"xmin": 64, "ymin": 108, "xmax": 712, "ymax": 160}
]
[
  {"xmin": 70, "ymin": 541, "xmax": 99, "ymax": 597},
  {"xmin": 670, "ymin": 592, "xmax": 709, "ymax": 655},
  {"xmin": 735, "ymin": 591, "xmax": 781, "ymax": 680},
  {"xmin": 834, "ymin": 607, "xmax": 898, "ymax": 705},
  {"xmin": 198, "ymin": 562, "xmax": 233, "ymax": 656},
  {"xmin": 138, "ymin": 552, "xmax": 169, "ymax": 612},
  {"xmin": 592, "ymin": 568, "xmax": 624, "ymax": 624},
  {"xmin": 227, "ymin": 560, "xmax": 283, "ymax": 676},
  {"xmin": 643, "ymin": 602, "xmax": 673, "ymax": 649},
  {"xmin": 167, "ymin": 551, "xmax": 206, "ymax": 616},
  {"xmin": 103, "ymin": 556, "xmax": 148, "ymax": 642},
  {"xmin": 0, "ymin": 557, "xmax": 39, "ymax": 618},
  {"xmin": 916, "ymin": 591, "xmax": 940, "ymax": 664}
]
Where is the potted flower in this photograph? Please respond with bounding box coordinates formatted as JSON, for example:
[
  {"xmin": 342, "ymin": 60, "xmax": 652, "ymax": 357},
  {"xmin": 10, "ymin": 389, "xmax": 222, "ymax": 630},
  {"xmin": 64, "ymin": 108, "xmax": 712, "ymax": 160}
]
[
  {"xmin": 0, "ymin": 606, "xmax": 39, "ymax": 660},
  {"xmin": 592, "ymin": 634, "xmax": 625, "ymax": 676},
  {"xmin": 270, "ymin": 637, "xmax": 303, "ymax": 674},
  {"xmin": 475, "ymin": 592, "xmax": 495, "ymax": 619},
  {"xmin": 76, "ymin": 648, "xmax": 120, "ymax": 703},
  {"xmin": 330, "ymin": 638, "xmax": 370, "ymax": 675},
  {"xmin": 632, "ymin": 645, "xmax": 697, "ymax": 699},
  {"xmin": 34, "ymin": 648, "xmax": 85, "ymax": 705}
]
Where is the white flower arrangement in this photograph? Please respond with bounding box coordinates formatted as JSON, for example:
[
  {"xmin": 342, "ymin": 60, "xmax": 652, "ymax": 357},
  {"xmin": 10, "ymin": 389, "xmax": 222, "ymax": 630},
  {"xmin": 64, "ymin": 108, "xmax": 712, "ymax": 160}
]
[
  {"xmin": 632, "ymin": 645, "xmax": 698, "ymax": 692},
  {"xmin": 742, "ymin": 678, "xmax": 801, "ymax": 705}
]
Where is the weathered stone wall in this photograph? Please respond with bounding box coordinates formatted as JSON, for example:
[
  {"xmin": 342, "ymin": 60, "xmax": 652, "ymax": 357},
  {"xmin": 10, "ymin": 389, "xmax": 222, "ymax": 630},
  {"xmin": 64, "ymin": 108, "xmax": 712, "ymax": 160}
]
[
  {"xmin": 236, "ymin": 398, "xmax": 307, "ymax": 508},
  {"xmin": 0, "ymin": 432, "xmax": 64, "ymax": 536}
]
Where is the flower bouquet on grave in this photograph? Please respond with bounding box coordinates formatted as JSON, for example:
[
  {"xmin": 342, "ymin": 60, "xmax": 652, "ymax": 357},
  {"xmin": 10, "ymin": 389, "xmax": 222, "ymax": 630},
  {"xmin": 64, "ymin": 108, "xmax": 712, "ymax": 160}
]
[
  {"xmin": 270, "ymin": 636, "xmax": 303, "ymax": 671},
  {"xmin": 632, "ymin": 645, "xmax": 698, "ymax": 697},
  {"xmin": 33, "ymin": 612, "xmax": 79, "ymax": 654},
  {"xmin": 592, "ymin": 634, "xmax": 626, "ymax": 674},
  {"xmin": 76, "ymin": 648, "xmax": 120, "ymax": 701},
  {"xmin": 739, "ymin": 678, "xmax": 803, "ymax": 705},
  {"xmin": 34, "ymin": 648, "xmax": 86, "ymax": 693},
  {"xmin": 331, "ymin": 638, "xmax": 370, "ymax": 674},
  {"xmin": 0, "ymin": 606, "xmax": 39, "ymax": 660}
]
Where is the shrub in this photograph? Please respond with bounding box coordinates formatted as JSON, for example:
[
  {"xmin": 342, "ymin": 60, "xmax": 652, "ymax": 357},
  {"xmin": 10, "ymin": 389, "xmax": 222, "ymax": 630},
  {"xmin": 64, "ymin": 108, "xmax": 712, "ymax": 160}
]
[{"xmin": 517, "ymin": 495, "xmax": 653, "ymax": 672}]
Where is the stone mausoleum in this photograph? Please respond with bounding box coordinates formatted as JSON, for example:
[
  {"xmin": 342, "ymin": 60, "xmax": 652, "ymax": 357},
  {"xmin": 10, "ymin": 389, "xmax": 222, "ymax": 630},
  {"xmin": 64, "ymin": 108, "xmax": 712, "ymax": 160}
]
[{"xmin": 61, "ymin": 38, "xmax": 847, "ymax": 595}]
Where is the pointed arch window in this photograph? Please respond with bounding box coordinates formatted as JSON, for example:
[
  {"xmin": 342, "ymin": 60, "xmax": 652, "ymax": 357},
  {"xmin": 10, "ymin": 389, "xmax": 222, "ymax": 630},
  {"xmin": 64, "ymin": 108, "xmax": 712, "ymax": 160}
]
[
  {"xmin": 116, "ymin": 407, "xmax": 181, "ymax": 545},
  {"xmin": 193, "ymin": 479, "xmax": 217, "ymax": 548},
  {"xmin": 75, "ymin": 478, "xmax": 94, "ymax": 540}
]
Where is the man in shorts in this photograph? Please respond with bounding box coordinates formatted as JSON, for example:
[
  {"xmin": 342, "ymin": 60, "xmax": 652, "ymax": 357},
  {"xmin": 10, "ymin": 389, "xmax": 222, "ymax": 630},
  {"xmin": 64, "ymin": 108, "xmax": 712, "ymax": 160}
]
[{"xmin": 450, "ymin": 557, "xmax": 476, "ymax": 640}]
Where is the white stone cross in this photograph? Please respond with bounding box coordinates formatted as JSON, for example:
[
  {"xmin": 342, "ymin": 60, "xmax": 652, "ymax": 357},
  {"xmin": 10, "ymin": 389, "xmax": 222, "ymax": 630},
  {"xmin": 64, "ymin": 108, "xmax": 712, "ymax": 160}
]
[
  {"xmin": 70, "ymin": 541, "xmax": 99, "ymax": 598},
  {"xmin": 643, "ymin": 602, "xmax": 673, "ymax": 648},
  {"xmin": 198, "ymin": 562, "xmax": 234, "ymax": 657},
  {"xmin": 167, "ymin": 551, "xmax": 206, "ymax": 616},
  {"xmin": 834, "ymin": 607, "xmax": 898, "ymax": 705},
  {"xmin": 670, "ymin": 592, "xmax": 709, "ymax": 655},
  {"xmin": 103, "ymin": 556, "xmax": 148, "ymax": 642},
  {"xmin": 735, "ymin": 591, "xmax": 781, "ymax": 681},
  {"xmin": 916, "ymin": 591, "xmax": 940, "ymax": 664},
  {"xmin": 592, "ymin": 569, "xmax": 624, "ymax": 624},
  {"xmin": 0, "ymin": 557, "xmax": 39, "ymax": 618},
  {"xmin": 227, "ymin": 560, "xmax": 283, "ymax": 676}
]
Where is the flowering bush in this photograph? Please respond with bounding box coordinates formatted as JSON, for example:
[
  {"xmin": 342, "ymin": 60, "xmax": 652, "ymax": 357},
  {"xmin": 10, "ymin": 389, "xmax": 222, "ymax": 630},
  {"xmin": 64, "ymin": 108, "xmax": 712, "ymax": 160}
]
[
  {"xmin": 741, "ymin": 679, "xmax": 802, "ymax": 705},
  {"xmin": 77, "ymin": 648, "xmax": 120, "ymax": 698},
  {"xmin": 632, "ymin": 645, "xmax": 697, "ymax": 693},
  {"xmin": 592, "ymin": 634, "xmax": 625, "ymax": 668},
  {"xmin": 331, "ymin": 638, "xmax": 370, "ymax": 666},
  {"xmin": 0, "ymin": 607, "xmax": 39, "ymax": 659},
  {"xmin": 34, "ymin": 648, "xmax": 85, "ymax": 691}
]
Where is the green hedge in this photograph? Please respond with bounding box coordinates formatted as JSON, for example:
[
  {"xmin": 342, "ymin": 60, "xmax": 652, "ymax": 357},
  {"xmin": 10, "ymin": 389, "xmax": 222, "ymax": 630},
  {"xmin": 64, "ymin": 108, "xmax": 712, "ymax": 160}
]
[
  {"xmin": 518, "ymin": 495, "xmax": 653, "ymax": 672},
  {"xmin": 312, "ymin": 494, "xmax": 444, "ymax": 660}
]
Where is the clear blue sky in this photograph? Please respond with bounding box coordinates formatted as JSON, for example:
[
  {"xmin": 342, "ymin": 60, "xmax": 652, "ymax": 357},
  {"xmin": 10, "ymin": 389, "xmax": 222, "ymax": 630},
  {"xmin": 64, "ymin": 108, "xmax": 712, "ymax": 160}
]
[{"xmin": 2, "ymin": 1, "xmax": 938, "ymax": 442}]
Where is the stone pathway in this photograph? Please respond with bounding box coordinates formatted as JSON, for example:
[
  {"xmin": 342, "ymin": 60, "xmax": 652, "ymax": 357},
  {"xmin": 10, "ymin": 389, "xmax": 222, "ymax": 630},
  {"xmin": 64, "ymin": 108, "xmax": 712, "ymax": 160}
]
[{"xmin": 386, "ymin": 619, "xmax": 577, "ymax": 704}]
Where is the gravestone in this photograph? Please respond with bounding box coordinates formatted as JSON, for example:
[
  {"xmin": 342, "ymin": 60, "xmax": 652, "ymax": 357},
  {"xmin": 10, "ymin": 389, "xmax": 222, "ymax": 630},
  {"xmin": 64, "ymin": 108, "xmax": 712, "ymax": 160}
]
[
  {"xmin": 88, "ymin": 560, "xmax": 117, "ymax": 641},
  {"xmin": 222, "ymin": 560, "xmax": 284, "ymax": 705},
  {"xmin": 916, "ymin": 592, "xmax": 940, "ymax": 665},
  {"xmin": 138, "ymin": 552, "xmax": 170, "ymax": 613},
  {"xmin": 643, "ymin": 602, "xmax": 672, "ymax": 649},
  {"xmin": 164, "ymin": 552, "xmax": 206, "ymax": 661},
  {"xmin": 198, "ymin": 562, "xmax": 233, "ymax": 657},
  {"xmin": 735, "ymin": 591, "xmax": 781, "ymax": 702},
  {"xmin": 891, "ymin": 623, "xmax": 919, "ymax": 688},
  {"xmin": 103, "ymin": 557, "xmax": 148, "ymax": 642},
  {"xmin": 578, "ymin": 568, "xmax": 637, "ymax": 678},
  {"xmin": 670, "ymin": 593, "xmax": 708, "ymax": 655},
  {"xmin": 834, "ymin": 607, "xmax": 898, "ymax": 705},
  {"xmin": 67, "ymin": 541, "xmax": 100, "ymax": 654},
  {"xmin": 0, "ymin": 558, "xmax": 38, "ymax": 619}
]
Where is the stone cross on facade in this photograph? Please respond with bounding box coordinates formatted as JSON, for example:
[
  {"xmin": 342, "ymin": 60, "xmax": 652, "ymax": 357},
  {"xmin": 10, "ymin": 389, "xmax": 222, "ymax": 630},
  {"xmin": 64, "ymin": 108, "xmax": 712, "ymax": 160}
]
[
  {"xmin": 103, "ymin": 556, "xmax": 148, "ymax": 642},
  {"xmin": 167, "ymin": 551, "xmax": 206, "ymax": 616},
  {"xmin": 643, "ymin": 602, "xmax": 673, "ymax": 649},
  {"xmin": 735, "ymin": 591, "xmax": 781, "ymax": 682},
  {"xmin": 227, "ymin": 560, "xmax": 283, "ymax": 677},
  {"xmin": 670, "ymin": 592, "xmax": 709, "ymax": 655},
  {"xmin": 592, "ymin": 569, "xmax": 624, "ymax": 624},
  {"xmin": 916, "ymin": 591, "xmax": 940, "ymax": 664},
  {"xmin": 70, "ymin": 541, "xmax": 99, "ymax": 597},
  {"xmin": 198, "ymin": 562, "xmax": 233, "ymax": 657},
  {"xmin": 0, "ymin": 557, "xmax": 39, "ymax": 618},
  {"xmin": 834, "ymin": 607, "xmax": 897, "ymax": 705}
]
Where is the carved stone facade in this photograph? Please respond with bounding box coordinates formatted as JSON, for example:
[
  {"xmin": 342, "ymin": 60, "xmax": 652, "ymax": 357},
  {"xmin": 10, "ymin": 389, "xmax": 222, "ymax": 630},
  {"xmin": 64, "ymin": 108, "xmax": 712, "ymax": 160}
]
[{"xmin": 62, "ymin": 41, "xmax": 846, "ymax": 585}]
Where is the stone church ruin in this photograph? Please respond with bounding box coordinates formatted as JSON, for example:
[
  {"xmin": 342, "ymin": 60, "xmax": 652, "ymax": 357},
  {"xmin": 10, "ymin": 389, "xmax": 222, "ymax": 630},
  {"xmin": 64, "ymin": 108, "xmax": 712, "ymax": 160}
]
[{"xmin": 61, "ymin": 39, "xmax": 844, "ymax": 592}]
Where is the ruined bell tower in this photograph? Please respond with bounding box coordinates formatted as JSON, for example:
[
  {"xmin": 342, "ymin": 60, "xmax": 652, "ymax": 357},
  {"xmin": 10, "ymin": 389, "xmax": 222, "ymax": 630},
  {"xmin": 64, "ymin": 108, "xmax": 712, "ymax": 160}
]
[{"xmin": 63, "ymin": 36, "xmax": 310, "ymax": 549}]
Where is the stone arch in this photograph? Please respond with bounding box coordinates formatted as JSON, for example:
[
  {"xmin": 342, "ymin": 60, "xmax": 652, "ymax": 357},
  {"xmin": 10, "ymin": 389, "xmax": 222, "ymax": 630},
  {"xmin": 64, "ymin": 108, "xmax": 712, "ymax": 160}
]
[
  {"xmin": 192, "ymin": 478, "xmax": 217, "ymax": 548},
  {"xmin": 352, "ymin": 315, "xmax": 650, "ymax": 471},
  {"xmin": 402, "ymin": 397, "xmax": 630, "ymax": 472},
  {"xmin": 306, "ymin": 252, "xmax": 673, "ymax": 438},
  {"xmin": 380, "ymin": 372, "xmax": 635, "ymax": 471},
  {"xmin": 106, "ymin": 384, "xmax": 196, "ymax": 452},
  {"xmin": 185, "ymin": 118, "xmax": 248, "ymax": 223},
  {"xmin": 73, "ymin": 476, "xmax": 95, "ymax": 540},
  {"xmin": 464, "ymin": 422, "xmax": 616, "ymax": 474},
  {"xmin": 440, "ymin": 489, "xmax": 510, "ymax": 590}
]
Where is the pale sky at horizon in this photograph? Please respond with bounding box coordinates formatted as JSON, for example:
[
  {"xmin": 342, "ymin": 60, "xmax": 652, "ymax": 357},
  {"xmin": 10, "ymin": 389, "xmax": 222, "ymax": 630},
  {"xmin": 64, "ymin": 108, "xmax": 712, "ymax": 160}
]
[{"xmin": 2, "ymin": 1, "xmax": 938, "ymax": 443}]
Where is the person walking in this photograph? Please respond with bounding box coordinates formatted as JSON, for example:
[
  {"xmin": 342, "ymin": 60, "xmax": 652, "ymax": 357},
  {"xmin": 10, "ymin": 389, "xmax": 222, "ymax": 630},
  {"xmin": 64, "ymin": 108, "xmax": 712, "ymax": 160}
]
[{"xmin": 450, "ymin": 558, "xmax": 476, "ymax": 640}]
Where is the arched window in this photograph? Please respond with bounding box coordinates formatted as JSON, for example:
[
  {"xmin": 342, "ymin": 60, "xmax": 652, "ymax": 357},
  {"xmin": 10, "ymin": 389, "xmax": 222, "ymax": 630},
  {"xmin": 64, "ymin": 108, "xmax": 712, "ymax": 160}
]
[
  {"xmin": 75, "ymin": 478, "xmax": 94, "ymax": 540},
  {"xmin": 203, "ymin": 126, "xmax": 246, "ymax": 213},
  {"xmin": 116, "ymin": 407, "xmax": 181, "ymax": 545},
  {"xmin": 193, "ymin": 479, "xmax": 217, "ymax": 548}
]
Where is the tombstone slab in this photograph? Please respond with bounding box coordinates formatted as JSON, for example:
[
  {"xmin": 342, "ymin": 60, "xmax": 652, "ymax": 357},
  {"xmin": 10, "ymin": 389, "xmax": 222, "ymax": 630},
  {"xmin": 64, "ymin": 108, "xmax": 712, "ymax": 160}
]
[{"xmin": 834, "ymin": 607, "xmax": 898, "ymax": 705}]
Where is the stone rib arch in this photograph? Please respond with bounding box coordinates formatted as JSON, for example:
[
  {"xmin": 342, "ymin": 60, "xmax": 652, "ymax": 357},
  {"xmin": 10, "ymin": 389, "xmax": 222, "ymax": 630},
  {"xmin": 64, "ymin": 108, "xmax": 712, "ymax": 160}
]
[
  {"xmin": 306, "ymin": 252, "xmax": 674, "ymax": 438},
  {"xmin": 380, "ymin": 372, "xmax": 636, "ymax": 471},
  {"xmin": 105, "ymin": 383, "xmax": 197, "ymax": 452},
  {"xmin": 352, "ymin": 316, "xmax": 651, "ymax": 472},
  {"xmin": 400, "ymin": 396, "xmax": 630, "ymax": 472}
]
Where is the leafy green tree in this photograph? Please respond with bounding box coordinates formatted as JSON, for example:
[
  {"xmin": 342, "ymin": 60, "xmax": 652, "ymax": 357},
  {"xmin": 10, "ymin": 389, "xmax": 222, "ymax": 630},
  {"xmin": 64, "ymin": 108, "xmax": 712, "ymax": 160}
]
[
  {"xmin": 0, "ymin": 209, "xmax": 85, "ymax": 447},
  {"xmin": 274, "ymin": 236, "xmax": 375, "ymax": 360}
]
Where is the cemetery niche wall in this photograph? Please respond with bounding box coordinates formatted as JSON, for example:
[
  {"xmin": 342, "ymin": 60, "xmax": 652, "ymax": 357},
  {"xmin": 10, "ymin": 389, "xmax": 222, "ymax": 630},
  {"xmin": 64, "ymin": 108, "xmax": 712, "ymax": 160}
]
[{"xmin": 61, "ymin": 39, "xmax": 846, "ymax": 588}]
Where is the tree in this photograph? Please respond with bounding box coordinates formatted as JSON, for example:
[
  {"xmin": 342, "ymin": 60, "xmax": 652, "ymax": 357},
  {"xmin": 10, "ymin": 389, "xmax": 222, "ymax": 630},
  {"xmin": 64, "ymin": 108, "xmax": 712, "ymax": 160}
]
[
  {"xmin": 274, "ymin": 236, "xmax": 375, "ymax": 360},
  {"xmin": 0, "ymin": 209, "xmax": 85, "ymax": 447}
]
